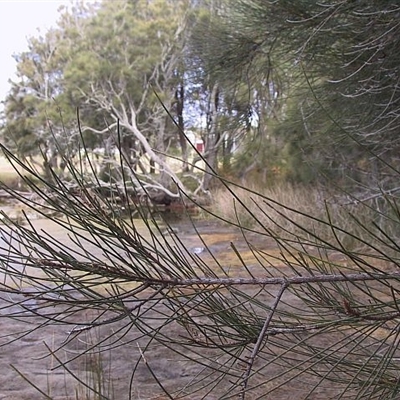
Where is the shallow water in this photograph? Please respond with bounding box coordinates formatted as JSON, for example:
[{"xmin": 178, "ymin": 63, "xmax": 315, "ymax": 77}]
[{"xmin": 0, "ymin": 206, "xmax": 250, "ymax": 290}]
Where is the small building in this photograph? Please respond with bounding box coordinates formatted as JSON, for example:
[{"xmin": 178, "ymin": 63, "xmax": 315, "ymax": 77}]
[
  {"xmin": 195, "ymin": 139, "xmax": 204, "ymax": 153},
  {"xmin": 186, "ymin": 130, "xmax": 204, "ymax": 153}
]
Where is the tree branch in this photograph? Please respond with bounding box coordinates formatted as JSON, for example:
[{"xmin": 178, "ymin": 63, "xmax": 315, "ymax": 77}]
[{"xmin": 31, "ymin": 259, "xmax": 400, "ymax": 287}]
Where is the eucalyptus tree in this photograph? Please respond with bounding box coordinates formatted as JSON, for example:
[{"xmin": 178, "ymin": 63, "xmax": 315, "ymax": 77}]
[
  {"xmin": 2, "ymin": 0, "xmax": 196, "ymax": 200},
  {"xmin": 59, "ymin": 0, "xmax": 193, "ymax": 198},
  {"xmin": 1, "ymin": 28, "xmax": 74, "ymax": 178}
]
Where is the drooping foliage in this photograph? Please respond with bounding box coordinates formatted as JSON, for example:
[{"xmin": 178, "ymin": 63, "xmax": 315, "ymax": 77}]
[{"xmin": 199, "ymin": 0, "xmax": 400, "ymax": 189}]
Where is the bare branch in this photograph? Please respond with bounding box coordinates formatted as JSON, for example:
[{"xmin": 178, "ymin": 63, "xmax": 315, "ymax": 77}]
[
  {"xmin": 241, "ymin": 283, "xmax": 288, "ymax": 399},
  {"xmin": 31, "ymin": 259, "xmax": 400, "ymax": 287}
]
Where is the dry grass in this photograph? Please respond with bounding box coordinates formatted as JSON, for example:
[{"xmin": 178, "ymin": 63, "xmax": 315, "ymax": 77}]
[
  {"xmin": 0, "ymin": 156, "xmax": 35, "ymax": 190},
  {"xmin": 0, "ymin": 171, "xmax": 23, "ymax": 190},
  {"xmin": 211, "ymin": 182, "xmax": 384, "ymax": 251}
]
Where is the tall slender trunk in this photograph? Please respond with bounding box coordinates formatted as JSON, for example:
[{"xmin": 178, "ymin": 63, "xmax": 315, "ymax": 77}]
[
  {"xmin": 201, "ymin": 83, "xmax": 220, "ymax": 192},
  {"xmin": 175, "ymin": 83, "xmax": 189, "ymax": 172}
]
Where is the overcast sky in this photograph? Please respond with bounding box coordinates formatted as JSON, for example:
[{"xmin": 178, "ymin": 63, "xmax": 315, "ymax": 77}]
[{"xmin": 0, "ymin": 0, "xmax": 71, "ymax": 105}]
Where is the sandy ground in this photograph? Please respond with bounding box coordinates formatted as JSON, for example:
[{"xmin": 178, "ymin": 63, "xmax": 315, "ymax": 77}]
[
  {"xmin": 0, "ymin": 220, "xmax": 263, "ymax": 399},
  {"xmin": 0, "ymin": 292, "xmax": 208, "ymax": 400},
  {"xmin": 0, "ymin": 287, "xmax": 356, "ymax": 399},
  {"xmin": 0, "ymin": 217, "xmax": 364, "ymax": 399},
  {"xmin": 0, "ymin": 286, "xmax": 340, "ymax": 400}
]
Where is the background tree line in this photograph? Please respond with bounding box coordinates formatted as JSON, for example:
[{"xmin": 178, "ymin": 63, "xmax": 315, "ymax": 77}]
[
  {"xmin": 2, "ymin": 0, "xmax": 400, "ymax": 200},
  {"xmin": 3, "ymin": 0, "xmax": 398, "ymax": 202},
  {"xmin": 1, "ymin": 0, "xmax": 253, "ymax": 201}
]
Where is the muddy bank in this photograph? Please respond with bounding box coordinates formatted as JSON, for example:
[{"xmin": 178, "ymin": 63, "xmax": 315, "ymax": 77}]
[
  {"xmin": 0, "ymin": 215, "xmax": 359, "ymax": 399},
  {"xmin": 0, "ymin": 284, "xmax": 349, "ymax": 399},
  {"xmin": 0, "ymin": 218, "xmax": 271, "ymax": 399}
]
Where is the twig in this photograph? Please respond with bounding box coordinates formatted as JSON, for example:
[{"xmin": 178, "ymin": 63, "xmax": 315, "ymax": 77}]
[
  {"xmin": 65, "ymin": 285, "xmax": 165, "ymax": 336},
  {"xmin": 240, "ymin": 283, "xmax": 288, "ymax": 399},
  {"xmin": 137, "ymin": 343, "xmax": 174, "ymax": 400}
]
